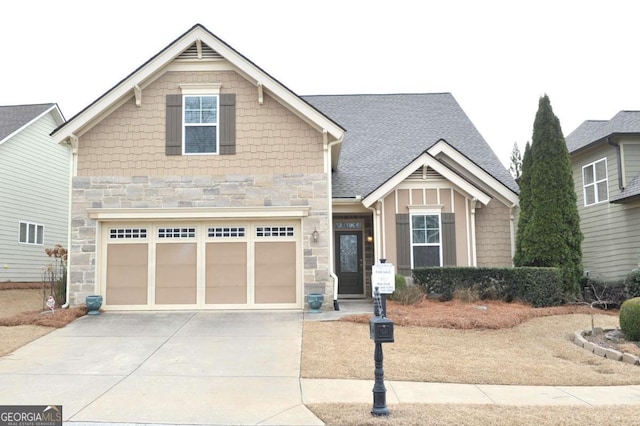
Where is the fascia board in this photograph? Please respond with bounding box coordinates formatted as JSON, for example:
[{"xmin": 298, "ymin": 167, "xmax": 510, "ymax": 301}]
[
  {"xmin": 53, "ymin": 25, "xmax": 344, "ymax": 144},
  {"xmin": 1, "ymin": 105, "xmax": 60, "ymax": 147},
  {"xmin": 363, "ymin": 152, "xmax": 492, "ymax": 207},
  {"xmin": 427, "ymin": 140, "xmax": 519, "ymax": 205}
]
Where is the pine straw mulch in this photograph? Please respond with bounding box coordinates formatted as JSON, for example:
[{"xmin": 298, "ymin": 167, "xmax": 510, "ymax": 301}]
[
  {"xmin": 341, "ymin": 297, "xmax": 615, "ymax": 329},
  {"xmin": 0, "ymin": 306, "xmax": 88, "ymax": 328}
]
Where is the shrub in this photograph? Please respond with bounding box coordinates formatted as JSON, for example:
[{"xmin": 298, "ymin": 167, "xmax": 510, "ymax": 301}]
[
  {"xmin": 619, "ymin": 297, "xmax": 640, "ymax": 341},
  {"xmin": 388, "ymin": 274, "xmax": 424, "ymax": 305},
  {"xmin": 580, "ymin": 277, "xmax": 626, "ymax": 309},
  {"xmin": 412, "ymin": 267, "xmax": 564, "ymax": 307},
  {"xmin": 624, "ymin": 269, "xmax": 640, "ymax": 298}
]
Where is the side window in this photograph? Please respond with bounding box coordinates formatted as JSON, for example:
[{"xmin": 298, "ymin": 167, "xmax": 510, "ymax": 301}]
[
  {"xmin": 19, "ymin": 221, "xmax": 44, "ymax": 245},
  {"xmin": 582, "ymin": 158, "xmax": 608, "ymax": 206},
  {"xmin": 410, "ymin": 214, "xmax": 441, "ymax": 268},
  {"xmin": 184, "ymin": 95, "xmax": 218, "ymax": 154}
]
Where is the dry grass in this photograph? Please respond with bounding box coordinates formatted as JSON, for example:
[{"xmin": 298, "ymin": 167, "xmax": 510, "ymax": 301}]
[
  {"xmin": 0, "ymin": 288, "xmax": 86, "ymax": 356},
  {"xmin": 308, "ymin": 403, "xmax": 640, "ymax": 426},
  {"xmin": 301, "ymin": 299, "xmax": 640, "ymax": 386}
]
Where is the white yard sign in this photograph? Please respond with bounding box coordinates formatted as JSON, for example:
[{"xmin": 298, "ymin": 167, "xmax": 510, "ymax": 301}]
[{"xmin": 372, "ymin": 262, "xmax": 396, "ymax": 294}]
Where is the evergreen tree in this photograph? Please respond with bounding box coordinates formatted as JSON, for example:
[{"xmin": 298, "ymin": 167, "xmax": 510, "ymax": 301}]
[
  {"xmin": 509, "ymin": 141, "xmax": 523, "ymax": 181},
  {"xmin": 514, "ymin": 95, "xmax": 583, "ymax": 296}
]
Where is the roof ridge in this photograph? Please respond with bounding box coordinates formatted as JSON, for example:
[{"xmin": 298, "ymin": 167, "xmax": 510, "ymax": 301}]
[{"xmin": 301, "ymin": 92, "xmax": 453, "ymax": 98}]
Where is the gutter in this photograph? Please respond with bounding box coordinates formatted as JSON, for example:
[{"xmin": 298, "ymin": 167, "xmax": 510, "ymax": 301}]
[{"xmin": 607, "ymin": 137, "xmax": 624, "ymax": 191}]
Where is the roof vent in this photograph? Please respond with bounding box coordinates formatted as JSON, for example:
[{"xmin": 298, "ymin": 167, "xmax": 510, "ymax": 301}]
[
  {"xmin": 408, "ymin": 165, "xmax": 443, "ymax": 180},
  {"xmin": 177, "ymin": 42, "xmax": 222, "ymax": 60}
]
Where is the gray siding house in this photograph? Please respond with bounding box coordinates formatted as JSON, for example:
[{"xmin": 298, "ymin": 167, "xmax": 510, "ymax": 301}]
[
  {"xmin": 566, "ymin": 111, "xmax": 640, "ymax": 281},
  {"xmin": 0, "ymin": 104, "xmax": 69, "ymax": 283}
]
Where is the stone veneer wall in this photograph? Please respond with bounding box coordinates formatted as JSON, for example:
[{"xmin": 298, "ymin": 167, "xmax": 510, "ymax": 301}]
[{"xmin": 69, "ymin": 173, "xmax": 330, "ymax": 307}]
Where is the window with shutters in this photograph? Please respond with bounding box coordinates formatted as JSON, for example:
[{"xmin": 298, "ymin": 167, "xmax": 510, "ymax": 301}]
[
  {"xmin": 410, "ymin": 214, "xmax": 442, "ymax": 267},
  {"xmin": 183, "ymin": 95, "xmax": 218, "ymax": 154}
]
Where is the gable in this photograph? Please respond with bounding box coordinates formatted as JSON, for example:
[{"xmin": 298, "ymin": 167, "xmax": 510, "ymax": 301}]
[
  {"xmin": 52, "ymin": 24, "xmax": 344, "ymax": 157},
  {"xmin": 76, "ymin": 69, "xmax": 326, "ymax": 176}
]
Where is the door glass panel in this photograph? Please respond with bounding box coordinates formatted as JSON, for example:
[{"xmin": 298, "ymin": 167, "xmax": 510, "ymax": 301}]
[{"xmin": 339, "ymin": 234, "xmax": 358, "ymax": 272}]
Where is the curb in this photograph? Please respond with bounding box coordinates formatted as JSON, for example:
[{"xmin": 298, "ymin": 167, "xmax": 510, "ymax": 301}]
[{"xmin": 574, "ymin": 329, "xmax": 640, "ymax": 366}]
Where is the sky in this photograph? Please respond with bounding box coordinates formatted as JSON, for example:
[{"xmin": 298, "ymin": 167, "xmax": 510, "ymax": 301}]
[{"xmin": 2, "ymin": 0, "xmax": 640, "ymax": 168}]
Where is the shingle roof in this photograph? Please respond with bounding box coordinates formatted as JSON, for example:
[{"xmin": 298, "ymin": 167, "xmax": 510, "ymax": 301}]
[
  {"xmin": 302, "ymin": 93, "xmax": 518, "ymax": 198},
  {"xmin": 566, "ymin": 111, "xmax": 640, "ymax": 153},
  {"xmin": 0, "ymin": 104, "xmax": 55, "ymax": 143}
]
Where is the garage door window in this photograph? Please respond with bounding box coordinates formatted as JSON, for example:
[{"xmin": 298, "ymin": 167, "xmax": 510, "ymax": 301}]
[
  {"xmin": 256, "ymin": 226, "xmax": 294, "ymax": 237},
  {"xmin": 158, "ymin": 227, "xmax": 196, "ymax": 238},
  {"xmin": 209, "ymin": 227, "xmax": 245, "ymax": 238},
  {"xmin": 110, "ymin": 228, "xmax": 148, "ymax": 239}
]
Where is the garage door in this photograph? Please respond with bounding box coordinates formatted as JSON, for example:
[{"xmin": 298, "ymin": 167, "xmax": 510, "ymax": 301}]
[{"xmin": 99, "ymin": 221, "xmax": 301, "ymax": 310}]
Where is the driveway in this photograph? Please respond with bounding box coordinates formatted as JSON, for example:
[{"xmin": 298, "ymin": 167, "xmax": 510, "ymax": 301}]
[{"xmin": 0, "ymin": 311, "xmax": 322, "ymax": 425}]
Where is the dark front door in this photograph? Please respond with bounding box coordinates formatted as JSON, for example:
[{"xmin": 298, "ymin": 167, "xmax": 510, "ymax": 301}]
[{"xmin": 335, "ymin": 230, "xmax": 364, "ymax": 295}]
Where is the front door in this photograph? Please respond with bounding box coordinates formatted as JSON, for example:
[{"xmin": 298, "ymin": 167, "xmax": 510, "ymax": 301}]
[{"xmin": 335, "ymin": 230, "xmax": 364, "ymax": 295}]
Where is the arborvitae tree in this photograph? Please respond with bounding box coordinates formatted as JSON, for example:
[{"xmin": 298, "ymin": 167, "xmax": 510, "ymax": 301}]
[
  {"xmin": 509, "ymin": 141, "xmax": 523, "ymax": 181},
  {"xmin": 514, "ymin": 141, "xmax": 531, "ymax": 266},
  {"xmin": 514, "ymin": 95, "xmax": 583, "ymax": 296}
]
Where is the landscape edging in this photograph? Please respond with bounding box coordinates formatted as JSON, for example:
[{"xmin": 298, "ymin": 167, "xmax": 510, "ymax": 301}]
[{"xmin": 574, "ymin": 329, "xmax": 640, "ymax": 366}]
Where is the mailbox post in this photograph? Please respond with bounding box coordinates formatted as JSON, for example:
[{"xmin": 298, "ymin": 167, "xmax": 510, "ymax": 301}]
[{"xmin": 370, "ymin": 260, "xmax": 395, "ymax": 417}]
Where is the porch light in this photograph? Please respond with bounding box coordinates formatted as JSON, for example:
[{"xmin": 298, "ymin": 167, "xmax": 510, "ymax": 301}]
[
  {"xmin": 312, "ymin": 228, "xmax": 319, "ymax": 242},
  {"xmin": 367, "ymin": 234, "xmax": 373, "ymax": 243}
]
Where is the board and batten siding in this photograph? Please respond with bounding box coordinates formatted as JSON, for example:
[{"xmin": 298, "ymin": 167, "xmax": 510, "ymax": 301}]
[
  {"xmin": 0, "ymin": 112, "xmax": 70, "ymax": 282},
  {"xmin": 621, "ymin": 138, "xmax": 640, "ymax": 188},
  {"xmin": 572, "ymin": 143, "xmax": 640, "ymax": 281}
]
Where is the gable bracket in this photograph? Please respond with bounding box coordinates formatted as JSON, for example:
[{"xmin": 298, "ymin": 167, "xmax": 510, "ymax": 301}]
[
  {"xmin": 133, "ymin": 84, "xmax": 142, "ymax": 107},
  {"xmin": 257, "ymin": 82, "xmax": 264, "ymax": 105}
]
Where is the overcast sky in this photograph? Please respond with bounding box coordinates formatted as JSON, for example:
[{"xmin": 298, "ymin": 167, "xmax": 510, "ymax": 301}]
[{"xmin": 2, "ymin": 0, "xmax": 639, "ymax": 168}]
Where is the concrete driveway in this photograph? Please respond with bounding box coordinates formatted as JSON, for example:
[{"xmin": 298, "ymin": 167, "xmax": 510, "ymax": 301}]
[{"xmin": 0, "ymin": 311, "xmax": 322, "ymax": 425}]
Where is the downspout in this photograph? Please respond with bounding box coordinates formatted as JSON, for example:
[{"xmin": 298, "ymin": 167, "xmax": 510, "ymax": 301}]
[
  {"xmin": 62, "ymin": 135, "xmax": 78, "ymax": 309},
  {"xmin": 509, "ymin": 203, "xmax": 517, "ymax": 265},
  {"xmin": 325, "ymin": 131, "xmax": 343, "ymax": 310},
  {"xmin": 470, "ymin": 198, "xmax": 478, "ymax": 267},
  {"xmin": 607, "ymin": 137, "xmax": 624, "ymax": 190}
]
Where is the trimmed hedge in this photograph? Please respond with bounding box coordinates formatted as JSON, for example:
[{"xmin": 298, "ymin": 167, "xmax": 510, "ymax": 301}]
[
  {"xmin": 620, "ymin": 297, "xmax": 640, "ymax": 341},
  {"xmin": 412, "ymin": 267, "xmax": 564, "ymax": 307}
]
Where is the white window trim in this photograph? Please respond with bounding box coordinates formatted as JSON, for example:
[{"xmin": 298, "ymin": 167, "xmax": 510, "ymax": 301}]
[
  {"xmin": 182, "ymin": 94, "xmax": 219, "ymax": 156},
  {"xmin": 409, "ymin": 211, "xmax": 443, "ymax": 268},
  {"xmin": 582, "ymin": 158, "xmax": 609, "ymax": 206},
  {"xmin": 19, "ymin": 221, "xmax": 44, "ymax": 245}
]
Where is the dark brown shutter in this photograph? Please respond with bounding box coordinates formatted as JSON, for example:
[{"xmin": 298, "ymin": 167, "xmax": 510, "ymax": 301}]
[
  {"xmin": 442, "ymin": 213, "xmax": 456, "ymax": 266},
  {"xmin": 165, "ymin": 94, "xmax": 182, "ymax": 155},
  {"xmin": 219, "ymin": 93, "xmax": 236, "ymax": 155},
  {"xmin": 396, "ymin": 214, "xmax": 411, "ymax": 275}
]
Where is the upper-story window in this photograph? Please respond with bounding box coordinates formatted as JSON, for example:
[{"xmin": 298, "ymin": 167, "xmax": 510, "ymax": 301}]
[
  {"xmin": 183, "ymin": 95, "xmax": 218, "ymax": 154},
  {"xmin": 582, "ymin": 158, "xmax": 608, "ymax": 206}
]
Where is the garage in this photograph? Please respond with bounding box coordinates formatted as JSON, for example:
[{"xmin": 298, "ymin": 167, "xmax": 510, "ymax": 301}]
[{"xmin": 98, "ymin": 220, "xmax": 301, "ymax": 310}]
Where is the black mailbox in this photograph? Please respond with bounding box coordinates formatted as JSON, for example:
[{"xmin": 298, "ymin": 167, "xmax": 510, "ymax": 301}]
[{"xmin": 369, "ymin": 316, "xmax": 394, "ymax": 343}]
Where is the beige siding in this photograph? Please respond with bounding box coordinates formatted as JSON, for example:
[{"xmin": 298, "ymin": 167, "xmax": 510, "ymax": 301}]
[
  {"xmin": 621, "ymin": 138, "xmax": 640, "ymax": 187},
  {"xmin": 475, "ymin": 199, "xmax": 512, "ymax": 267},
  {"xmin": 76, "ymin": 70, "xmax": 324, "ymax": 176},
  {"xmin": 573, "ymin": 144, "xmax": 640, "ymax": 280}
]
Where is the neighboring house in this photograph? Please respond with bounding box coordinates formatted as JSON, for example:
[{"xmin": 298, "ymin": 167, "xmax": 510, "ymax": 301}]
[
  {"xmin": 51, "ymin": 24, "xmax": 519, "ymax": 310},
  {"xmin": 0, "ymin": 104, "xmax": 68, "ymax": 283},
  {"xmin": 566, "ymin": 111, "xmax": 640, "ymax": 282}
]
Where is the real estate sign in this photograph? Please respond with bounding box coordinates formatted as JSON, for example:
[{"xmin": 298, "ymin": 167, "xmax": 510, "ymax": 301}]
[{"xmin": 372, "ymin": 262, "xmax": 395, "ymax": 294}]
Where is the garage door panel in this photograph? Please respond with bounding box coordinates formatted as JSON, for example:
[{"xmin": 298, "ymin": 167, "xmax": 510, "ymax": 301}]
[
  {"xmin": 255, "ymin": 242, "xmax": 296, "ymax": 304},
  {"xmin": 156, "ymin": 243, "xmax": 197, "ymax": 305},
  {"xmin": 106, "ymin": 244, "xmax": 148, "ymax": 305},
  {"xmin": 206, "ymin": 242, "xmax": 247, "ymax": 304}
]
